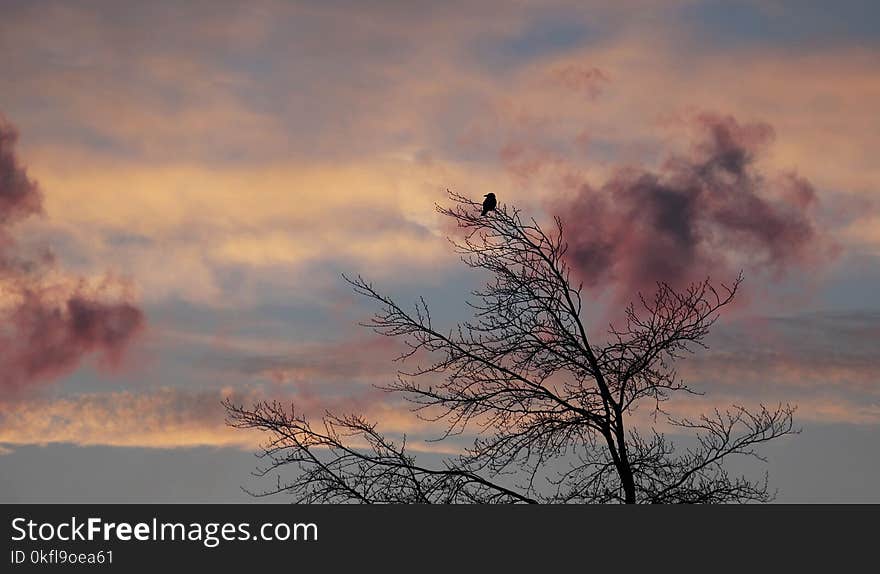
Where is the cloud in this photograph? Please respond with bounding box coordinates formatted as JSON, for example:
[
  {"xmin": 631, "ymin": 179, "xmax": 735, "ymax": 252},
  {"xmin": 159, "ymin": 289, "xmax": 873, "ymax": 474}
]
[
  {"xmin": 682, "ymin": 311, "xmax": 880, "ymax": 392},
  {"xmin": 631, "ymin": 393, "xmax": 880, "ymax": 430},
  {"xmin": 20, "ymin": 154, "xmax": 479, "ymax": 306},
  {"xmin": 551, "ymin": 113, "xmax": 832, "ymax": 300},
  {"xmin": 1, "ymin": 287, "xmax": 144, "ymax": 392},
  {"xmin": 550, "ymin": 64, "xmax": 609, "ymax": 99},
  {"xmin": 0, "ymin": 386, "xmax": 442, "ymax": 451},
  {"xmin": 0, "ymin": 115, "xmax": 144, "ymax": 395},
  {"xmin": 0, "ymin": 2, "xmax": 877, "ymax": 464},
  {"xmin": 0, "ymin": 120, "xmax": 43, "ymax": 227},
  {"xmin": 0, "ymin": 389, "xmax": 252, "ymax": 449},
  {"xmin": 623, "ymin": 314, "xmax": 880, "ymax": 428},
  {"xmin": 610, "ymin": 310, "xmax": 880, "ymax": 428},
  {"xmin": 227, "ymin": 335, "xmax": 404, "ymax": 387}
]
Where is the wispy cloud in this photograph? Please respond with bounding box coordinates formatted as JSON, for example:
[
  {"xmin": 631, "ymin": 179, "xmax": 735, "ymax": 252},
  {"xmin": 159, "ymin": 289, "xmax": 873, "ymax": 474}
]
[
  {"xmin": 0, "ymin": 386, "xmax": 440, "ymax": 451},
  {"xmin": 683, "ymin": 311, "xmax": 880, "ymax": 392}
]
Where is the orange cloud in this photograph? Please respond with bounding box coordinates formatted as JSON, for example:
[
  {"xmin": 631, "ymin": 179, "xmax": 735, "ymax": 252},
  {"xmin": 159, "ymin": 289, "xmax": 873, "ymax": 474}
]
[
  {"xmin": 4, "ymin": 11, "xmax": 876, "ymax": 311},
  {"xmin": 22, "ymin": 156, "xmax": 496, "ymax": 306},
  {"xmin": 0, "ymin": 387, "xmax": 445, "ymax": 452}
]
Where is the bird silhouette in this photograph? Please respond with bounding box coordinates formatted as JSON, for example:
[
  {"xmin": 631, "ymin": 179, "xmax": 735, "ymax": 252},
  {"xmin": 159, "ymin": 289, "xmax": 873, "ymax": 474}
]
[{"xmin": 481, "ymin": 193, "xmax": 497, "ymax": 216}]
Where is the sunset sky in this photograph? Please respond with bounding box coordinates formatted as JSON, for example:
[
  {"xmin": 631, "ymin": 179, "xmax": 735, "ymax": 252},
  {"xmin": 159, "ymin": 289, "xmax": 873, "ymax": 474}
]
[{"xmin": 1, "ymin": 0, "xmax": 878, "ymax": 501}]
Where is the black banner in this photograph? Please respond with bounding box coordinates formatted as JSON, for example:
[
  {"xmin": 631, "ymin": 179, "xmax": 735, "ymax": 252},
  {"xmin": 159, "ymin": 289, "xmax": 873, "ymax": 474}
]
[{"xmin": 2, "ymin": 504, "xmax": 875, "ymax": 571}]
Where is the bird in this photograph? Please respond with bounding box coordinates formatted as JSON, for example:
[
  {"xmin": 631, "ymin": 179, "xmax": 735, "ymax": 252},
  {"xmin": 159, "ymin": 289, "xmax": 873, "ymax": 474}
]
[{"xmin": 481, "ymin": 193, "xmax": 497, "ymax": 216}]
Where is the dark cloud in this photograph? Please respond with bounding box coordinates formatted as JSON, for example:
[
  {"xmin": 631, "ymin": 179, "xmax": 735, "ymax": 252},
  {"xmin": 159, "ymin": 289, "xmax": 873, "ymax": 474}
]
[
  {"xmin": 0, "ymin": 120, "xmax": 42, "ymax": 225},
  {"xmin": 0, "ymin": 115, "xmax": 144, "ymax": 394},
  {"xmin": 1, "ymin": 290, "xmax": 144, "ymax": 391},
  {"xmin": 552, "ymin": 113, "xmax": 830, "ymax": 299}
]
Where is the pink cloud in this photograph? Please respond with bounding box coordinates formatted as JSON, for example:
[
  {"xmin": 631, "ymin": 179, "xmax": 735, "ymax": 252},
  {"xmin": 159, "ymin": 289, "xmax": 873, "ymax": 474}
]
[
  {"xmin": 549, "ymin": 112, "xmax": 834, "ymax": 302},
  {"xmin": 0, "ymin": 288, "xmax": 144, "ymax": 392},
  {"xmin": 0, "ymin": 115, "xmax": 144, "ymax": 395}
]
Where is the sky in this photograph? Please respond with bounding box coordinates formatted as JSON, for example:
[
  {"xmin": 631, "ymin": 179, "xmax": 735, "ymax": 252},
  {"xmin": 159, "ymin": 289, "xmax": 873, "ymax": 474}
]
[{"xmin": 1, "ymin": 0, "xmax": 878, "ymax": 502}]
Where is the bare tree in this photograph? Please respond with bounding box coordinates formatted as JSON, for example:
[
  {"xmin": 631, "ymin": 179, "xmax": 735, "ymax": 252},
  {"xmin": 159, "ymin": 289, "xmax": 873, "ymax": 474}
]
[{"xmin": 225, "ymin": 191, "xmax": 797, "ymax": 503}]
